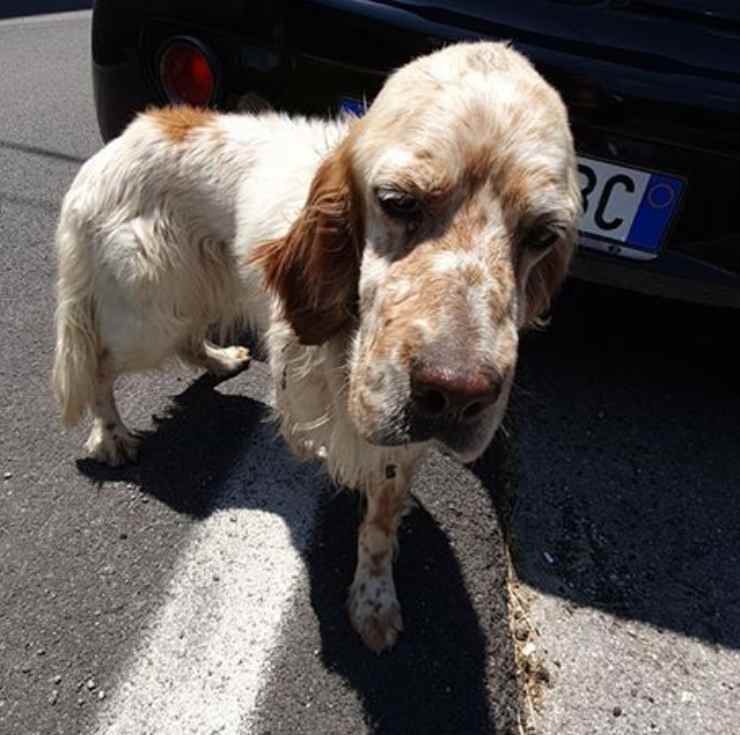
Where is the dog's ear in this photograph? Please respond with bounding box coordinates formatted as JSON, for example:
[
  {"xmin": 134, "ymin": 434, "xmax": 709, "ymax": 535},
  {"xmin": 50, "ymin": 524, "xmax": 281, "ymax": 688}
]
[
  {"xmin": 251, "ymin": 139, "xmax": 363, "ymax": 346},
  {"xmin": 523, "ymin": 170, "xmax": 580, "ymax": 327},
  {"xmin": 523, "ymin": 234, "xmax": 574, "ymax": 327}
]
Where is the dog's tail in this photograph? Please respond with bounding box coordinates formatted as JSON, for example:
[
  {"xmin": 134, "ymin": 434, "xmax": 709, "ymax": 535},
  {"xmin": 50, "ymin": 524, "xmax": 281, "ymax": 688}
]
[{"xmin": 52, "ymin": 211, "xmax": 99, "ymax": 426}]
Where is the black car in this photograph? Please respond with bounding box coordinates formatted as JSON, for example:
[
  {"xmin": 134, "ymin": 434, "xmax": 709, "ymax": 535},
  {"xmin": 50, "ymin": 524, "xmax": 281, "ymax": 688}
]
[{"xmin": 92, "ymin": 0, "xmax": 740, "ymax": 307}]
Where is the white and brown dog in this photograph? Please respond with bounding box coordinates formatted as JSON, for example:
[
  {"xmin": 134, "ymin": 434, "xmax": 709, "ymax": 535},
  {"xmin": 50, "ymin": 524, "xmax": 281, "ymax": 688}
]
[{"xmin": 53, "ymin": 42, "xmax": 580, "ymax": 652}]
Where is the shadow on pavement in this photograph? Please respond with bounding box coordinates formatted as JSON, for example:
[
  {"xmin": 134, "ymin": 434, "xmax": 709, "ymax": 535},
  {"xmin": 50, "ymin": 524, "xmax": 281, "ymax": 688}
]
[
  {"xmin": 77, "ymin": 373, "xmax": 294, "ymax": 519},
  {"xmin": 507, "ymin": 280, "xmax": 740, "ymax": 650}
]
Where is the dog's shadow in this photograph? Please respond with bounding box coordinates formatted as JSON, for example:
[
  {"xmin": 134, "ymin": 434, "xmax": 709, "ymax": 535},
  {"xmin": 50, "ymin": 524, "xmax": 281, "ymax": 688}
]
[
  {"xmin": 76, "ymin": 373, "xmax": 273, "ymax": 518},
  {"xmin": 77, "ymin": 372, "xmax": 517, "ymax": 734}
]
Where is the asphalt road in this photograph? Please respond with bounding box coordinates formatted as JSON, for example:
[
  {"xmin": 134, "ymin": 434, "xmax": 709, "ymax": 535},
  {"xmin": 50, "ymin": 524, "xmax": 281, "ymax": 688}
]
[
  {"xmin": 1, "ymin": 10, "xmax": 738, "ymax": 735},
  {"xmin": 509, "ymin": 280, "xmax": 740, "ymax": 733}
]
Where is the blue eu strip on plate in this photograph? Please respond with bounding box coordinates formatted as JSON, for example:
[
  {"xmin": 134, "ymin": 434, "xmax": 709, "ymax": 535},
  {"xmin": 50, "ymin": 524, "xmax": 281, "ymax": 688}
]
[{"xmin": 627, "ymin": 174, "xmax": 685, "ymax": 253}]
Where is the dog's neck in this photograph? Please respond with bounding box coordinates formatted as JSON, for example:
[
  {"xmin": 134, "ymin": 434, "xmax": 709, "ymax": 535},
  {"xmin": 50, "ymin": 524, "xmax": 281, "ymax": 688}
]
[{"xmin": 266, "ymin": 315, "xmax": 423, "ymax": 491}]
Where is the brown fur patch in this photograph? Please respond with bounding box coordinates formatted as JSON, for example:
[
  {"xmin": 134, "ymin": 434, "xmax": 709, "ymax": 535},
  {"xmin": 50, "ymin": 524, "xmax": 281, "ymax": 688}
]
[
  {"xmin": 148, "ymin": 106, "xmax": 216, "ymax": 143},
  {"xmin": 462, "ymin": 142, "xmax": 496, "ymax": 195},
  {"xmin": 397, "ymin": 323, "xmax": 427, "ymax": 368},
  {"xmin": 461, "ymin": 263, "xmax": 485, "ymax": 287},
  {"xmin": 375, "ymin": 252, "xmax": 484, "ymax": 370},
  {"xmin": 487, "ymin": 282, "xmax": 509, "ymax": 323},
  {"xmin": 249, "ymin": 135, "xmax": 363, "ymax": 345},
  {"xmin": 369, "ymin": 484, "xmax": 407, "ymax": 537},
  {"xmin": 370, "ymin": 550, "xmax": 389, "ymax": 567}
]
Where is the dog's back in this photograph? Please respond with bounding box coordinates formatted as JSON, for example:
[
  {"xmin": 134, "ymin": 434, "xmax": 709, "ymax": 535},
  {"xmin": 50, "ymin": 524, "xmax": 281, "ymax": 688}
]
[
  {"xmin": 54, "ymin": 109, "xmax": 244, "ymax": 426},
  {"xmin": 52, "ymin": 107, "xmax": 346, "ymax": 462}
]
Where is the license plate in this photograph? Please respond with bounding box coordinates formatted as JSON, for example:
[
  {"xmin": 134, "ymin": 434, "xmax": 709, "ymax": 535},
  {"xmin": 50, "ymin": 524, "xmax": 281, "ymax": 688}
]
[{"xmin": 577, "ymin": 157, "xmax": 685, "ymax": 261}]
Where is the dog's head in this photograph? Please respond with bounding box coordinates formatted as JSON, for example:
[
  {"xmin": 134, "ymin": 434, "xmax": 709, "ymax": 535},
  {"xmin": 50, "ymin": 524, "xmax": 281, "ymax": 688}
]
[{"xmin": 253, "ymin": 42, "xmax": 581, "ymax": 462}]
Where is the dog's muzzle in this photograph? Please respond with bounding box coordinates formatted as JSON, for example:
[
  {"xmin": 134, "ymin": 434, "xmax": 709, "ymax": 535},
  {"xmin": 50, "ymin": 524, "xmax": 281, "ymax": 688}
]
[{"xmin": 365, "ymin": 362, "xmax": 503, "ymax": 456}]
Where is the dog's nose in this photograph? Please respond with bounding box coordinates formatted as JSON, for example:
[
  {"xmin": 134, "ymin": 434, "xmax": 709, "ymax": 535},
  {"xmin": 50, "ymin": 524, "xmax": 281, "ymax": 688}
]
[{"xmin": 410, "ymin": 364, "xmax": 501, "ymax": 424}]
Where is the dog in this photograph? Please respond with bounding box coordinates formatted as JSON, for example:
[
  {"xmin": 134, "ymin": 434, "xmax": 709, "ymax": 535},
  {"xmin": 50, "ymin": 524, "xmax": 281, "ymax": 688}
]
[{"xmin": 53, "ymin": 42, "xmax": 580, "ymax": 652}]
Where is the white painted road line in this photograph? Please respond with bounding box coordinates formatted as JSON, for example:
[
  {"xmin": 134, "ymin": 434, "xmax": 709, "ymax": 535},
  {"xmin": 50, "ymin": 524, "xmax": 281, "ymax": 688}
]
[{"xmin": 94, "ymin": 446, "xmax": 319, "ymax": 735}]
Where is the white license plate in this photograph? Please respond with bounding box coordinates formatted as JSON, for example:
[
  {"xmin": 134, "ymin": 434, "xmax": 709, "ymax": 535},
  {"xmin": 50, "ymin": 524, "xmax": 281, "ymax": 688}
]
[{"xmin": 577, "ymin": 156, "xmax": 685, "ymax": 261}]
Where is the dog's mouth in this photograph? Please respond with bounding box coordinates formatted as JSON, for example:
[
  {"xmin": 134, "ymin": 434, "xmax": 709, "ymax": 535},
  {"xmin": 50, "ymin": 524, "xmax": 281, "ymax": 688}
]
[
  {"xmin": 348, "ymin": 355, "xmax": 509, "ymax": 462},
  {"xmin": 361, "ymin": 406, "xmax": 495, "ymax": 461}
]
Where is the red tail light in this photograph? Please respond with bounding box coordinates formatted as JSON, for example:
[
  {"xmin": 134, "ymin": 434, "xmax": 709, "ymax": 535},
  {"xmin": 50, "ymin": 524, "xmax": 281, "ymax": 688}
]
[{"xmin": 159, "ymin": 39, "xmax": 217, "ymax": 107}]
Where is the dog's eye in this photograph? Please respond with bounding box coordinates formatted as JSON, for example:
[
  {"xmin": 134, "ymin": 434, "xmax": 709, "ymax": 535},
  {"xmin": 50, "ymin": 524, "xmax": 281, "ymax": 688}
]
[
  {"xmin": 528, "ymin": 227, "xmax": 560, "ymax": 252},
  {"xmin": 376, "ymin": 188, "xmax": 422, "ymax": 220}
]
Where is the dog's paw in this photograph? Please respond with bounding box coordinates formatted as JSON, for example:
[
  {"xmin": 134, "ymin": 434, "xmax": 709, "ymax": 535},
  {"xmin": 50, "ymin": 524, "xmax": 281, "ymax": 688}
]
[
  {"xmin": 348, "ymin": 577, "xmax": 404, "ymax": 653},
  {"xmin": 208, "ymin": 345, "xmax": 251, "ymax": 377},
  {"xmin": 84, "ymin": 424, "xmax": 140, "ymax": 466}
]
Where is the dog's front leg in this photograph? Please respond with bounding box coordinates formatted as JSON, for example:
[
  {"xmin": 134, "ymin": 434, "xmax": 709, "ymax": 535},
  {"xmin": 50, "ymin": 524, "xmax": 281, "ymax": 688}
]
[{"xmin": 348, "ymin": 462, "xmax": 414, "ymax": 653}]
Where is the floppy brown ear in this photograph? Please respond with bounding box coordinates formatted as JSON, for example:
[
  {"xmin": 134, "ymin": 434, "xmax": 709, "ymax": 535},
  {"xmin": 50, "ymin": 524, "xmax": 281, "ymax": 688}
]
[
  {"xmin": 523, "ymin": 233, "xmax": 575, "ymax": 327},
  {"xmin": 250, "ymin": 140, "xmax": 363, "ymax": 346},
  {"xmin": 523, "ymin": 163, "xmax": 581, "ymax": 327}
]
